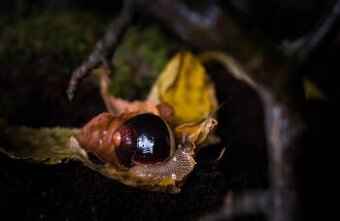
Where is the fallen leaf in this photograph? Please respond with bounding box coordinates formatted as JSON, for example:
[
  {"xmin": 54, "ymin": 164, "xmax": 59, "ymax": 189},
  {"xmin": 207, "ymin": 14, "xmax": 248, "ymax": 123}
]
[
  {"xmin": 174, "ymin": 113, "xmax": 218, "ymax": 145},
  {"xmin": 148, "ymin": 51, "xmax": 218, "ymax": 125},
  {"xmin": 0, "ymin": 126, "xmax": 79, "ymax": 164}
]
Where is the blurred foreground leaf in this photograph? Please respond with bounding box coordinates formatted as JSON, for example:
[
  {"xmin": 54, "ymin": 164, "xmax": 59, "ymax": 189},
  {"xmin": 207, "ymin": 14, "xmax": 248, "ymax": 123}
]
[
  {"xmin": 303, "ymin": 77, "xmax": 327, "ymax": 101},
  {"xmin": 0, "ymin": 126, "xmax": 79, "ymax": 164}
]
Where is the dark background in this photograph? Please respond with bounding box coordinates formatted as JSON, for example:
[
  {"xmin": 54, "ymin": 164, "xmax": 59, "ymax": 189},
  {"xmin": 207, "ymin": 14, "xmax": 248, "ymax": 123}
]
[{"xmin": 0, "ymin": 0, "xmax": 338, "ymax": 220}]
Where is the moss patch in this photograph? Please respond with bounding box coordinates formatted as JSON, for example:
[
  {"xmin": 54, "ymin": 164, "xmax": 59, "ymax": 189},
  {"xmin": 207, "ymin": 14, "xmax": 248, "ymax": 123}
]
[
  {"xmin": 111, "ymin": 26, "xmax": 175, "ymax": 100},
  {"xmin": 0, "ymin": 12, "xmax": 106, "ymax": 75}
]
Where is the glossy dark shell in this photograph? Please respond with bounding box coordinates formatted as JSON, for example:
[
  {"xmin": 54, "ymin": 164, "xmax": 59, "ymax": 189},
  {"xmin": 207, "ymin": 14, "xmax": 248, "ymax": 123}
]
[{"xmin": 114, "ymin": 113, "xmax": 172, "ymax": 167}]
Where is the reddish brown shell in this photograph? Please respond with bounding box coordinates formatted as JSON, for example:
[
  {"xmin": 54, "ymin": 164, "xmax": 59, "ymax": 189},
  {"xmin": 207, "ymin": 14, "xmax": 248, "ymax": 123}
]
[
  {"xmin": 76, "ymin": 112, "xmax": 138, "ymax": 169},
  {"xmin": 75, "ymin": 111, "xmax": 176, "ymax": 170}
]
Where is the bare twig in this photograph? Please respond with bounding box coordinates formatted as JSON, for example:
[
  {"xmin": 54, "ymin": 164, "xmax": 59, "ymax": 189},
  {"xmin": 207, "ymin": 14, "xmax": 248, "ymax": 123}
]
[
  {"xmin": 296, "ymin": 0, "xmax": 340, "ymax": 62},
  {"xmin": 198, "ymin": 51, "xmax": 256, "ymax": 88},
  {"xmin": 261, "ymin": 90, "xmax": 304, "ymax": 221},
  {"xmin": 67, "ymin": 0, "xmax": 135, "ymax": 100},
  {"xmin": 137, "ymin": 0, "xmax": 291, "ymax": 93}
]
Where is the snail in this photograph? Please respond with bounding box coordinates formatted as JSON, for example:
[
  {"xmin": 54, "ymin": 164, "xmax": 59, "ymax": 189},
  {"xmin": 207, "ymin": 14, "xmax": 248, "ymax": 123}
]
[
  {"xmin": 70, "ymin": 109, "xmax": 217, "ymax": 192},
  {"xmin": 75, "ymin": 112, "xmax": 176, "ymax": 170}
]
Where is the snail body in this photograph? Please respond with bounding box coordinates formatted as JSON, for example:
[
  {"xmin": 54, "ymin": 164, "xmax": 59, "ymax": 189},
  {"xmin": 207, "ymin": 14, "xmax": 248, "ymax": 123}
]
[{"xmin": 76, "ymin": 112, "xmax": 175, "ymax": 170}]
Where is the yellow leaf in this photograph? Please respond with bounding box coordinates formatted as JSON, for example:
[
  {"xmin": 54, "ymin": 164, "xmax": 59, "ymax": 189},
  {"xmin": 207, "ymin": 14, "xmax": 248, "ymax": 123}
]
[{"xmin": 148, "ymin": 51, "xmax": 218, "ymax": 125}]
